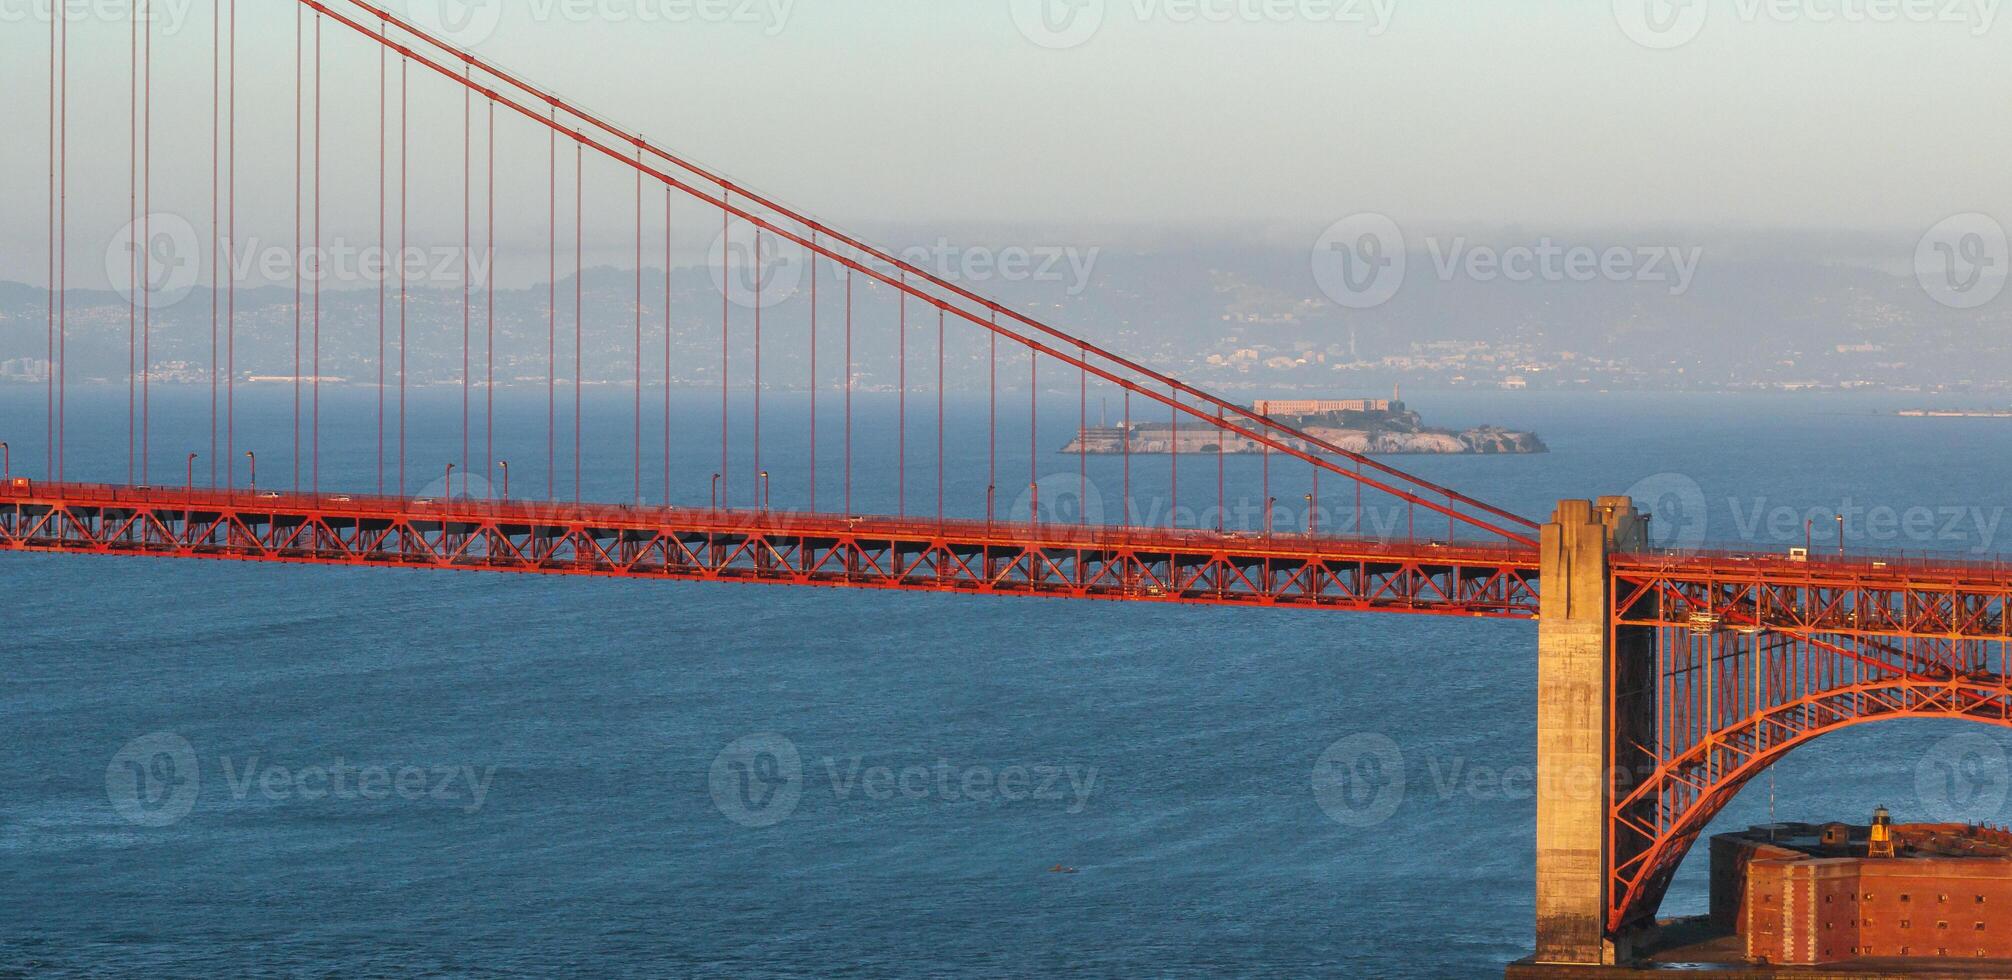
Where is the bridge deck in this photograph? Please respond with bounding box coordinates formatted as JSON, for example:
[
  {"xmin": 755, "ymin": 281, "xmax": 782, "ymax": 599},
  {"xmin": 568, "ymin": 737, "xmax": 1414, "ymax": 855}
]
[{"xmin": 1, "ymin": 482, "xmax": 1542, "ymax": 617}]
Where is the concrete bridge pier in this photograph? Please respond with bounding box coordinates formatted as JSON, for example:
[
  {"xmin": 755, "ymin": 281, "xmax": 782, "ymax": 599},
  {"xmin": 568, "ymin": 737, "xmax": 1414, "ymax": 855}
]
[{"xmin": 1534, "ymin": 497, "xmax": 1652, "ymax": 966}]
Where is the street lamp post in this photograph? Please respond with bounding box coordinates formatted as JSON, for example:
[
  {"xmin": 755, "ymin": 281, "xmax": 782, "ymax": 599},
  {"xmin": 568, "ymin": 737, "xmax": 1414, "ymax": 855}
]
[
  {"xmin": 446, "ymin": 463, "xmax": 456, "ymax": 501},
  {"xmin": 760, "ymin": 471, "xmax": 771, "ymax": 513},
  {"xmin": 1836, "ymin": 514, "xmax": 1846, "ymax": 557},
  {"xmin": 497, "ymin": 461, "xmax": 509, "ymax": 501},
  {"xmin": 711, "ymin": 473, "xmax": 721, "ymax": 513},
  {"xmin": 187, "ymin": 453, "xmax": 198, "ymax": 492},
  {"xmin": 1030, "ymin": 483, "xmax": 1040, "ymax": 526},
  {"xmin": 1305, "ymin": 493, "xmax": 1316, "ymax": 536},
  {"xmin": 245, "ymin": 451, "xmax": 257, "ymax": 492},
  {"xmin": 1267, "ymin": 496, "xmax": 1277, "ymax": 540},
  {"xmin": 1805, "ymin": 519, "xmax": 1813, "ymax": 554},
  {"xmin": 1, "ymin": 442, "xmax": 9, "ymax": 480},
  {"xmin": 987, "ymin": 485, "xmax": 996, "ymax": 531}
]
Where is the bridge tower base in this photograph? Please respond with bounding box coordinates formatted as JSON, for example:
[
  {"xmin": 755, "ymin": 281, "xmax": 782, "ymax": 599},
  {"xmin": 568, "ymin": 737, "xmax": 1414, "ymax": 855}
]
[{"xmin": 1534, "ymin": 498, "xmax": 1651, "ymax": 965}]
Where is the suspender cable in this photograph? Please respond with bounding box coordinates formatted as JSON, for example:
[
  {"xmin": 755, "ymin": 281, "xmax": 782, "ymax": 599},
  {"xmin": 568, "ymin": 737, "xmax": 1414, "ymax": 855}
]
[
  {"xmin": 664, "ymin": 189, "xmax": 672, "ymax": 507},
  {"xmin": 809, "ymin": 237, "xmax": 817, "ymax": 513},
  {"xmin": 897, "ymin": 280, "xmax": 905, "ymax": 517},
  {"xmin": 398, "ymin": 57, "xmax": 408, "ymax": 497},
  {"xmin": 635, "ymin": 145, "xmax": 643, "ymax": 504},
  {"xmin": 377, "ymin": 20, "xmax": 385, "ymax": 494},
  {"xmin": 210, "ymin": 0, "xmax": 220, "ymax": 485},
  {"xmin": 228, "ymin": 0, "xmax": 237, "ymax": 488},
  {"xmin": 548, "ymin": 108, "xmax": 557, "ymax": 501},
  {"xmin": 720, "ymin": 194, "xmax": 729, "ymax": 507},
  {"xmin": 463, "ymin": 68, "xmax": 472, "ymax": 489},
  {"xmin": 57, "ymin": 3, "xmax": 66, "ymax": 482},
  {"xmin": 293, "ymin": 4, "xmax": 302, "ymax": 491},
  {"xmin": 753, "ymin": 229, "xmax": 762, "ymax": 503},
  {"xmin": 143, "ymin": 0, "xmax": 152, "ymax": 485},
  {"xmin": 487, "ymin": 101, "xmax": 496, "ymax": 497},
  {"xmin": 988, "ymin": 313, "xmax": 996, "ymax": 522},
  {"xmin": 1079, "ymin": 344, "xmax": 1087, "ymax": 525},
  {"xmin": 128, "ymin": 3, "xmax": 137, "ymax": 484},
  {"xmin": 312, "ymin": 13, "xmax": 322, "ymax": 494},
  {"xmin": 937, "ymin": 306, "xmax": 944, "ymax": 525},
  {"xmin": 676, "ymin": 187, "xmax": 684, "ymax": 507},
  {"xmin": 844, "ymin": 271, "xmax": 852, "ymax": 517},
  {"xmin": 575, "ymin": 139, "xmax": 583, "ymax": 504}
]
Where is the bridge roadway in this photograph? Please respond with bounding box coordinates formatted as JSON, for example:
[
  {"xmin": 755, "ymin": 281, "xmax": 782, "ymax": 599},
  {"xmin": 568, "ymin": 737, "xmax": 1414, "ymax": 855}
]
[
  {"xmin": 0, "ymin": 481, "xmax": 1541, "ymax": 616},
  {"xmin": 10, "ymin": 482, "xmax": 2012, "ymax": 643}
]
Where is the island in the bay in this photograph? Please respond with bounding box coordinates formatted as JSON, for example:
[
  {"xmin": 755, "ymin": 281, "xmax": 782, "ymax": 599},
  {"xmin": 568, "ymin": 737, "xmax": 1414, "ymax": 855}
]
[{"xmin": 1063, "ymin": 395, "xmax": 1547, "ymax": 456}]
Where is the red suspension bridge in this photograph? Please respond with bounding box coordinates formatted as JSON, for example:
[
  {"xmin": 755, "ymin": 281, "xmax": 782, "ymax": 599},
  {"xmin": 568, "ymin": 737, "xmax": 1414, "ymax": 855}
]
[{"xmin": 7, "ymin": 2, "xmax": 2012, "ymax": 967}]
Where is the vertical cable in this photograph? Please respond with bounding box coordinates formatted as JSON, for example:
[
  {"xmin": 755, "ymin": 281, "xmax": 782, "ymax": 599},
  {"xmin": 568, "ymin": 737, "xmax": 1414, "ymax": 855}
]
[
  {"xmin": 210, "ymin": 0, "xmax": 220, "ymax": 485},
  {"xmin": 754, "ymin": 229, "xmax": 762, "ymax": 501},
  {"xmin": 575, "ymin": 139, "xmax": 583, "ymax": 504},
  {"xmin": 399, "ymin": 57, "xmax": 408, "ymax": 498},
  {"xmin": 1169, "ymin": 391, "xmax": 1178, "ymax": 528},
  {"xmin": 47, "ymin": 0, "xmax": 55, "ymax": 478},
  {"xmin": 488, "ymin": 101, "xmax": 496, "ymax": 498},
  {"xmin": 1028, "ymin": 352, "xmax": 1037, "ymax": 522},
  {"xmin": 548, "ymin": 108, "xmax": 557, "ymax": 502},
  {"xmin": 1079, "ymin": 345, "xmax": 1087, "ymax": 525},
  {"xmin": 128, "ymin": 1, "xmax": 137, "ymax": 484},
  {"xmin": 937, "ymin": 306, "xmax": 944, "ymax": 524},
  {"xmin": 809, "ymin": 238, "xmax": 817, "ymax": 512},
  {"xmin": 56, "ymin": 1, "xmax": 65, "ymax": 481},
  {"xmin": 897, "ymin": 281, "xmax": 905, "ymax": 516},
  {"xmin": 463, "ymin": 69, "xmax": 472, "ymax": 490},
  {"xmin": 227, "ymin": 0, "xmax": 237, "ymax": 488},
  {"xmin": 720, "ymin": 194, "xmax": 729, "ymax": 507},
  {"xmin": 293, "ymin": 4, "xmax": 301, "ymax": 492},
  {"xmin": 1122, "ymin": 390, "xmax": 1131, "ymax": 524},
  {"xmin": 377, "ymin": 24, "xmax": 385, "ymax": 495},
  {"xmin": 844, "ymin": 271, "xmax": 852, "ymax": 516},
  {"xmin": 635, "ymin": 147, "xmax": 643, "ymax": 507},
  {"xmin": 142, "ymin": 0, "xmax": 153, "ymax": 484},
  {"xmin": 672, "ymin": 190, "xmax": 680, "ymax": 507},
  {"xmin": 312, "ymin": 13, "xmax": 321, "ymax": 494},
  {"xmin": 634, "ymin": 144, "xmax": 643, "ymax": 504},
  {"xmin": 988, "ymin": 313, "xmax": 996, "ymax": 521}
]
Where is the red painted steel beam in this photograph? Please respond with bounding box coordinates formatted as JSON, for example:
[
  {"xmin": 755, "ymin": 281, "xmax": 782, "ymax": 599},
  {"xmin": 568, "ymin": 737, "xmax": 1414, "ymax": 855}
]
[{"xmin": 0, "ymin": 483, "xmax": 1542, "ymax": 618}]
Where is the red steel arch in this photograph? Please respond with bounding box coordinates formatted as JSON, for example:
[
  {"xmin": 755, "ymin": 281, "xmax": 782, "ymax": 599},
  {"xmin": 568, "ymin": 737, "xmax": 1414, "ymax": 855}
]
[{"xmin": 1605, "ymin": 553, "xmax": 2012, "ymax": 934}]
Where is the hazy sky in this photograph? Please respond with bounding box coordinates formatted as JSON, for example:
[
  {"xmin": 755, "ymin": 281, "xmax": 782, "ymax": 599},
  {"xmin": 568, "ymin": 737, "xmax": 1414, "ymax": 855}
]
[{"xmin": 1, "ymin": 0, "xmax": 2007, "ymax": 290}]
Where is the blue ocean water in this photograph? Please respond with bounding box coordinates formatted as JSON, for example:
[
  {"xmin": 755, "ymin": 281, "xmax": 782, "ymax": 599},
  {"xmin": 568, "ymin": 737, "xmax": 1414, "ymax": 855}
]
[{"xmin": 4, "ymin": 387, "xmax": 2012, "ymax": 977}]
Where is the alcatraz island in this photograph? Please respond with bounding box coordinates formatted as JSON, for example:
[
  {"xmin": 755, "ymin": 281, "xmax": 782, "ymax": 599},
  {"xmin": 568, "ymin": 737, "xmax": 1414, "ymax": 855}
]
[{"xmin": 1062, "ymin": 393, "xmax": 1547, "ymax": 456}]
